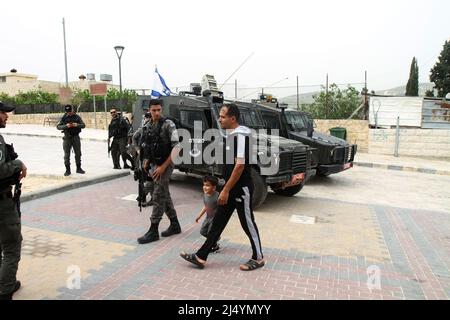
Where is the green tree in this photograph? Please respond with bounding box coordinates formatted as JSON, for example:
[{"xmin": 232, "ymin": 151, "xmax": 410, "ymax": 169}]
[
  {"xmin": 425, "ymin": 89, "xmax": 435, "ymax": 97},
  {"xmin": 70, "ymin": 87, "xmax": 138, "ymax": 112},
  {"xmin": 304, "ymin": 84, "xmax": 362, "ymax": 119},
  {"xmin": 14, "ymin": 89, "xmax": 58, "ymax": 105},
  {"xmin": 0, "ymin": 92, "xmax": 15, "ymax": 105},
  {"xmin": 405, "ymin": 57, "xmax": 419, "ymax": 96},
  {"xmin": 70, "ymin": 89, "xmax": 91, "ymax": 106},
  {"xmin": 430, "ymin": 40, "xmax": 450, "ymax": 98}
]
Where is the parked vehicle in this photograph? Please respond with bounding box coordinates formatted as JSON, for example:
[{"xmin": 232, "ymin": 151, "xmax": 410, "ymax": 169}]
[
  {"xmin": 132, "ymin": 90, "xmax": 314, "ymax": 208},
  {"xmin": 254, "ymin": 102, "xmax": 357, "ymax": 176}
]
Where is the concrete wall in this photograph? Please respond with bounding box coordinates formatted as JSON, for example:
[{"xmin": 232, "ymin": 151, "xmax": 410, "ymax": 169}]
[
  {"xmin": 314, "ymin": 120, "xmax": 369, "ymax": 152},
  {"xmin": 369, "ymin": 128, "xmax": 450, "ymax": 157},
  {"xmin": 8, "ymin": 112, "xmax": 132, "ymax": 131}
]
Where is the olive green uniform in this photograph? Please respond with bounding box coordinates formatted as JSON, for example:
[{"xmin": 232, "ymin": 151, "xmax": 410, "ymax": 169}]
[
  {"xmin": 0, "ymin": 134, "xmax": 23, "ymax": 296},
  {"xmin": 145, "ymin": 119, "xmax": 179, "ymax": 224},
  {"xmin": 108, "ymin": 116, "xmax": 131, "ymax": 168}
]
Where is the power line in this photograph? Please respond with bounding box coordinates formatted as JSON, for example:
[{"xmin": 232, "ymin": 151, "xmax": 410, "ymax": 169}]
[{"xmin": 219, "ymin": 52, "xmax": 255, "ymax": 90}]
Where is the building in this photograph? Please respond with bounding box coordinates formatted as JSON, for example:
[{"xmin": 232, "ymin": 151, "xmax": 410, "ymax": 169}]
[{"xmin": 0, "ymin": 70, "xmax": 119, "ymax": 103}]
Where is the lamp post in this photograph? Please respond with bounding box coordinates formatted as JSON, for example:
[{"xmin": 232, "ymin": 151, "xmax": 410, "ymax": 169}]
[{"xmin": 114, "ymin": 45, "xmax": 124, "ymax": 112}]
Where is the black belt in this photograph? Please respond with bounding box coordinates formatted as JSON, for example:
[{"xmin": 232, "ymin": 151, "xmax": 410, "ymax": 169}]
[{"xmin": 0, "ymin": 191, "xmax": 13, "ymax": 200}]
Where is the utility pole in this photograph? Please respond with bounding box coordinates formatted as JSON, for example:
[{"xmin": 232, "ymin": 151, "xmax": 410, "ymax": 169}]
[
  {"xmin": 325, "ymin": 73, "xmax": 329, "ymax": 118},
  {"xmin": 364, "ymin": 70, "xmax": 369, "ymax": 120},
  {"xmin": 62, "ymin": 18, "xmax": 69, "ymax": 87},
  {"xmin": 296, "ymin": 75, "xmax": 300, "ymax": 111}
]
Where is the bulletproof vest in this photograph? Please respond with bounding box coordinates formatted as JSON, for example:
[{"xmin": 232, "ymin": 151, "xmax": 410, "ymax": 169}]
[
  {"xmin": 109, "ymin": 117, "xmax": 129, "ymax": 138},
  {"xmin": 61, "ymin": 114, "xmax": 82, "ymax": 136},
  {"xmin": 143, "ymin": 117, "xmax": 173, "ymax": 165},
  {"xmin": 0, "ymin": 143, "xmax": 20, "ymax": 189}
]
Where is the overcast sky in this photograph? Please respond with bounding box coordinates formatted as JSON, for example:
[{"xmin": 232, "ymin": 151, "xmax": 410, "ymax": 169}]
[{"xmin": 1, "ymin": 0, "xmax": 449, "ymax": 97}]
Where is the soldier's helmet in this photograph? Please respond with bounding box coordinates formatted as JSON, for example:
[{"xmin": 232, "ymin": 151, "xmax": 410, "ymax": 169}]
[{"xmin": 0, "ymin": 101, "xmax": 15, "ymax": 112}]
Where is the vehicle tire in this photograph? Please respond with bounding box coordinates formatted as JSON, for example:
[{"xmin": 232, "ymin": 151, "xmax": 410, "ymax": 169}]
[
  {"xmin": 272, "ymin": 182, "xmax": 304, "ymax": 197},
  {"xmin": 251, "ymin": 168, "xmax": 268, "ymax": 209}
]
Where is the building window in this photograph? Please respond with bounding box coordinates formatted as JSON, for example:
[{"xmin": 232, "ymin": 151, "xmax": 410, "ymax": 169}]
[{"xmin": 0, "ymin": 76, "xmax": 6, "ymax": 83}]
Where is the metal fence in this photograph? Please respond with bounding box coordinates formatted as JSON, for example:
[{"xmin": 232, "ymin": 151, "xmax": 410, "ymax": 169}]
[{"xmin": 422, "ymin": 99, "xmax": 450, "ymax": 129}]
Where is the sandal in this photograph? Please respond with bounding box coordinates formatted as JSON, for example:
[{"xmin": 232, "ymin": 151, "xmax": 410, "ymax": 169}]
[
  {"xmin": 180, "ymin": 252, "xmax": 205, "ymax": 269},
  {"xmin": 240, "ymin": 259, "xmax": 265, "ymax": 271}
]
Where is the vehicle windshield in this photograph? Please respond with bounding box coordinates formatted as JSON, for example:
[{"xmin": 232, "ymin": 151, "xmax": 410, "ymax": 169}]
[
  {"xmin": 285, "ymin": 111, "xmax": 308, "ymax": 131},
  {"xmin": 239, "ymin": 108, "xmax": 265, "ymax": 129}
]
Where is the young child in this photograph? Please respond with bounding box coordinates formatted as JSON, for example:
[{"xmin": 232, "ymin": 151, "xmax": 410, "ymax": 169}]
[{"xmin": 195, "ymin": 175, "xmax": 220, "ymax": 253}]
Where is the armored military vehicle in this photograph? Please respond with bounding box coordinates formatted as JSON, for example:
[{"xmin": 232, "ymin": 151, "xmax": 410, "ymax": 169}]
[
  {"xmin": 132, "ymin": 89, "xmax": 314, "ymax": 208},
  {"xmin": 253, "ymin": 101, "xmax": 357, "ymax": 176}
]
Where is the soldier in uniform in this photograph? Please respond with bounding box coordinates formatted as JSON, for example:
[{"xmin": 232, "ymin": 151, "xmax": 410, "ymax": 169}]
[
  {"xmin": 108, "ymin": 108, "xmax": 132, "ymax": 169},
  {"xmin": 0, "ymin": 101, "xmax": 27, "ymax": 300},
  {"xmin": 137, "ymin": 99, "xmax": 181, "ymax": 244},
  {"xmin": 56, "ymin": 105, "xmax": 86, "ymax": 176}
]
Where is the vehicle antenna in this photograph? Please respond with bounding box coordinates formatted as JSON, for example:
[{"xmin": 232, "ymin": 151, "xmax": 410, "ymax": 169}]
[{"xmin": 219, "ymin": 52, "xmax": 255, "ymax": 90}]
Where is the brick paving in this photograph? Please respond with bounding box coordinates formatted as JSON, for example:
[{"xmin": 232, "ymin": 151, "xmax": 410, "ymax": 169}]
[{"xmin": 14, "ymin": 173, "xmax": 450, "ymax": 300}]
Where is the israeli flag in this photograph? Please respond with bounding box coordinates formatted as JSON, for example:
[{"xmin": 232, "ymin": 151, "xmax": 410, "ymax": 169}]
[{"xmin": 151, "ymin": 67, "xmax": 172, "ymax": 98}]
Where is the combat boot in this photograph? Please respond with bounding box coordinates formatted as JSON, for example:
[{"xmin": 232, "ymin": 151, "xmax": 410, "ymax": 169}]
[
  {"xmin": 76, "ymin": 164, "xmax": 85, "ymax": 174},
  {"xmin": 64, "ymin": 164, "xmax": 71, "ymax": 176},
  {"xmin": 161, "ymin": 217, "xmax": 182, "ymax": 237},
  {"xmin": 137, "ymin": 223, "xmax": 160, "ymax": 244},
  {"xmin": 0, "ymin": 281, "xmax": 21, "ymax": 300}
]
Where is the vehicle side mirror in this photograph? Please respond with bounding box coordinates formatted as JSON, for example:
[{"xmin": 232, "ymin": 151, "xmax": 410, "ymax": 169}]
[{"xmin": 307, "ymin": 120, "xmax": 314, "ymax": 137}]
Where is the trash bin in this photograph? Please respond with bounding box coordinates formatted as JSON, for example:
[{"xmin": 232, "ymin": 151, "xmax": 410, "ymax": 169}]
[{"xmin": 329, "ymin": 127, "xmax": 347, "ymax": 140}]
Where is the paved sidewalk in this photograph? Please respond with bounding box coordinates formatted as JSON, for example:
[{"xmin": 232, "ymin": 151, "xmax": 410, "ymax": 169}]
[
  {"xmin": 2, "ymin": 124, "xmax": 108, "ymax": 142},
  {"xmin": 355, "ymin": 153, "xmax": 450, "ymax": 176},
  {"xmin": 15, "ymin": 173, "xmax": 450, "ymax": 300},
  {"xmin": 1, "ymin": 125, "xmax": 131, "ymax": 201}
]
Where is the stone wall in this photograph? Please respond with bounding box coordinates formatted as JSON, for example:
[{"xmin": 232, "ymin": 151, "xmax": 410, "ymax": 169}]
[
  {"xmin": 369, "ymin": 128, "xmax": 450, "ymax": 158},
  {"xmin": 8, "ymin": 112, "xmax": 132, "ymax": 131},
  {"xmin": 314, "ymin": 120, "xmax": 369, "ymax": 152}
]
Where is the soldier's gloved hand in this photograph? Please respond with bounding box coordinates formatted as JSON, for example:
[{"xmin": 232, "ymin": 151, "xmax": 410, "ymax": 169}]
[
  {"xmin": 19, "ymin": 163, "xmax": 28, "ymax": 180},
  {"xmin": 72, "ymin": 123, "xmax": 78, "ymax": 127}
]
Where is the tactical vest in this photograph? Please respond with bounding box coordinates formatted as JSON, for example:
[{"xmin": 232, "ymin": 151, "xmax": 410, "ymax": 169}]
[
  {"xmin": 0, "ymin": 143, "xmax": 20, "ymax": 189},
  {"xmin": 109, "ymin": 117, "xmax": 129, "ymax": 139},
  {"xmin": 143, "ymin": 117, "xmax": 173, "ymax": 166},
  {"xmin": 61, "ymin": 114, "xmax": 82, "ymax": 136}
]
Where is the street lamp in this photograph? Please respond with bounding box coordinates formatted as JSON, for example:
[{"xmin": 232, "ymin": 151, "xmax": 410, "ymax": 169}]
[{"xmin": 114, "ymin": 45, "xmax": 125, "ymax": 112}]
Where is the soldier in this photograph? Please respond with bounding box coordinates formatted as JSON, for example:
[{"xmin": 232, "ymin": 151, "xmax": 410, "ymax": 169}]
[
  {"xmin": 57, "ymin": 105, "xmax": 86, "ymax": 176},
  {"xmin": 108, "ymin": 108, "xmax": 132, "ymax": 169},
  {"xmin": 0, "ymin": 101, "xmax": 27, "ymax": 300},
  {"xmin": 137, "ymin": 99, "xmax": 181, "ymax": 244}
]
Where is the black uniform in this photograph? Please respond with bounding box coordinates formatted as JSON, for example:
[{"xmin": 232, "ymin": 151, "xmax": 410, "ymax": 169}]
[
  {"xmin": 195, "ymin": 126, "xmax": 263, "ymax": 261},
  {"xmin": 0, "ymin": 102, "xmax": 23, "ymax": 300},
  {"xmin": 56, "ymin": 108, "xmax": 86, "ymax": 175},
  {"xmin": 108, "ymin": 115, "xmax": 132, "ymax": 169}
]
